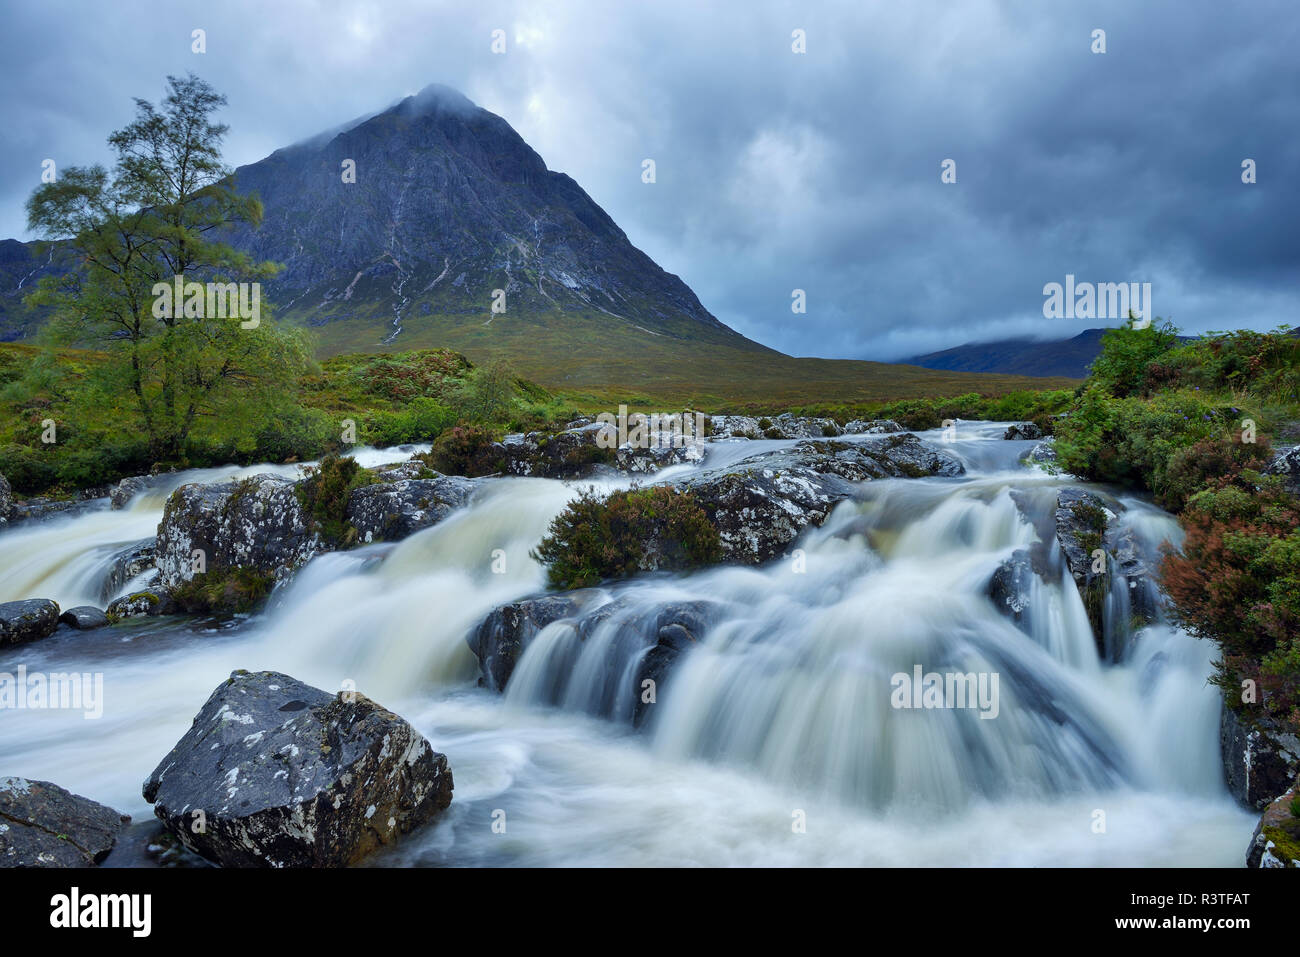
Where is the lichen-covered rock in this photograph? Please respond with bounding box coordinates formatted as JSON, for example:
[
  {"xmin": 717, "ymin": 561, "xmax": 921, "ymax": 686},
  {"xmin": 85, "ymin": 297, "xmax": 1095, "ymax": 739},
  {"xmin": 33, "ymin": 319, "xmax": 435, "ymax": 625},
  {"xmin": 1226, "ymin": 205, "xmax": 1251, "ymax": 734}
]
[
  {"xmin": 345, "ymin": 474, "xmax": 478, "ymax": 543},
  {"xmin": 0, "ymin": 472, "xmax": 10, "ymax": 528},
  {"xmin": 709, "ymin": 415, "xmax": 764, "ymax": 439},
  {"xmin": 1263, "ymin": 445, "xmax": 1300, "ymax": 495},
  {"xmin": 0, "ymin": 777, "xmax": 129, "ymax": 867},
  {"xmin": 707, "ymin": 414, "xmax": 843, "ymax": 440},
  {"xmin": 0, "ymin": 599, "xmax": 60, "ymax": 646},
  {"xmin": 156, "ymin": 474, "xmax": 322, "ymax": 591},
  {"xmin": 142, "ymin": 670, "xmax": 453, "ymax": 868},
  {"xmin": 1023, "ymin": 440, "xmax": 1058, "ymax": 465},
  {"xmin": 468, "ymin": 592, "xmax": 598, "ymax": 691},
  {"xmin": 842, "ymin": 419, "xmax": 903, "ymax": 435},
  {"xmin": 1003, "ymin": 421, "xmax": 1043, "ymax": 440},
  {"xmin": 58, "ymin": 606, "xmax": 109, "ymax": 630},
  {"xmin": 1221, "ymin": 703, "xmax": 1300, "ymax": 811},
  {"xmin": 1245, "ymin": 776, "xmax": 1300, "ymax": 867},
  {"xmin": 614, "ymin": 441, "xmax": 706, "ymax": 474},
  {"xmin": 672, "ymin": 435, "xmax": 964, "ymax": 564},
  {"xmin": 105, "ymin": 587, "xmax": 177, "ymax": 622},
  {"xmin": 497, "ymin": 423, "xmax": 616, "ymax": 479}
]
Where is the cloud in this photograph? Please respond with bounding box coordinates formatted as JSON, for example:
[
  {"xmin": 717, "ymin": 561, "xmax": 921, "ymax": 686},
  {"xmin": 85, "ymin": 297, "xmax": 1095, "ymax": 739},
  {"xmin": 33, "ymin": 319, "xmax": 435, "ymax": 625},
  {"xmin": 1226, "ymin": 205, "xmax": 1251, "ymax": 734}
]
[{"xmin": 1, "ymin": 0, "xmax": 1295, "ymax": 359}]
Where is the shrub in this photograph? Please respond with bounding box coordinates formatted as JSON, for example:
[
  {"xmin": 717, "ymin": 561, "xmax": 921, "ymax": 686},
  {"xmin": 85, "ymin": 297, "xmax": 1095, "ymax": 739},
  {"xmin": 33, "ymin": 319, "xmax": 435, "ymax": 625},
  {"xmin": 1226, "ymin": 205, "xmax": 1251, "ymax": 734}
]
[
  {"xmin": 1158, "ymin": 433, "xmax": 1274, "ymax": 513},
  {"xmin": 1086, "ymin": 318, "xmax": 1181, "ymax": 398},
  {"xmin": 1160, "ymin": 478, "xmax": 1300, "ymax": 734},
  {"xmin": 418, "ymin": 425, "xmax": 505, "ymax": 477},
  {"xmin": 533, "ymin": 485, "xmax": 723, "ymax": 589},
  {"xmin": 0, "ymin": 443, "xmax": 58, "ymax": 494},
  {"xmin": 295, "ymin": 454, "xmax": 369, "ymax": 544}
]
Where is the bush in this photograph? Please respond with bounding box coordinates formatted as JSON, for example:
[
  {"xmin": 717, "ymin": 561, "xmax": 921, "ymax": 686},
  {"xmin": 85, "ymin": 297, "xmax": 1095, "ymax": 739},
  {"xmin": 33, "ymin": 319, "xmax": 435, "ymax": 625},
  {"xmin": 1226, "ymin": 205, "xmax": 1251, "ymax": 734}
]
[
  {"xmin": 252, "ymin": 405, "xmax": 336, "ymax": 463},
  {"xmin": 1087, "ymin": 318, "xmax": 1181, "ymax": 398},
  {"xmin": 419, "ymin": 425, "xmax": 505, "ymax": 477},
  {"xmin": 0, "ymin": 443, "xmax": 58, "ymax": 494},
  {"xmin": 295, "ymin": 454, "xmax": 368, "ymax": 544},
  {"xmin": 1053, "ymin": 386, "xmax": 1246, "ymax": 496},
  {"xmin": 1160, "ymin": 478, "xmax": 1300, "ymax": 734},
  {"xmin": 533, "ymin": 486, "xmax": 723, "ymax": 589},
  {"xmin": 1158, "ymin": 433, "xmax": 1274, "ymax": 513}
]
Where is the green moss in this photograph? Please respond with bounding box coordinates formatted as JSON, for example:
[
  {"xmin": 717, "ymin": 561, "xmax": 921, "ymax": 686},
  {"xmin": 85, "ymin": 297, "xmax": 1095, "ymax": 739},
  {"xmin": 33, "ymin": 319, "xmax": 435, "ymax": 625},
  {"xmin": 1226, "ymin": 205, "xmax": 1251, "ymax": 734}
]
[
  {"xmin": 172, "ymin": 566, "xmax": 276, "ymax": 615},
  {"xmin": 1260, "ymin": 823, "xmax": 1300, "ymax": 867}
]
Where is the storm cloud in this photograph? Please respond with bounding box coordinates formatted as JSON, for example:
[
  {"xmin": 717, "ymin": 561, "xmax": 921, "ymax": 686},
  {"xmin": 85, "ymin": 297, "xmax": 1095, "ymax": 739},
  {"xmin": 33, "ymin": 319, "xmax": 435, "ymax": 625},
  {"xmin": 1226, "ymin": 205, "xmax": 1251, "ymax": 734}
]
[{"xmin": 1, "ymin": 0, "xmax": 1295, "ymax": 359}]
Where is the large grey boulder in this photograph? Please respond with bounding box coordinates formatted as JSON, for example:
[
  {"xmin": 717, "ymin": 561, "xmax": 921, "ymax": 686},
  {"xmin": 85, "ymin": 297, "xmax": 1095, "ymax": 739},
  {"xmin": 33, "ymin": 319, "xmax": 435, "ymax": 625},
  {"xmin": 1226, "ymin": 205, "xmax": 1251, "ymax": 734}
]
[
  {"xmin": 345, "ymin": 474, "xmax": 478, "ymax": 542},
  {"xmin": 672, "ymin": 435, "xmax": 964, "ymax": 565},
  {"xmin": 0, "ymin": 599, "xmax": 60, "ymax": 646},
  {"xmin": 155, "ymin": 474, "xmax": 322, "ymax": 590},
  {"xmin": 142, "ymin": 670, "xmax": 453, "ymax": 868},
  {"xmin": 1003, "ymin": 421, "xmax": 1043, "ymax": 440},
  {"xmin": 842, "ymin": 418, "xmax": 903, "ymax": 435},
  {"xmin": 0, "ymin": 777, "xmax": 129, "ymax": 867}
]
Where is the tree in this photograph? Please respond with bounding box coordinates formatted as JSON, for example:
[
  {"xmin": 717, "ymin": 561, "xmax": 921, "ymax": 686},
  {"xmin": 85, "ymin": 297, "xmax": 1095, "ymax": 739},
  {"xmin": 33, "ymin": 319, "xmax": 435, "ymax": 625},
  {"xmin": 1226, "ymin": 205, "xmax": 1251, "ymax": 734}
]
[{"xmin": 24, "ymin": 74, "xmax": 311, "ymax": 463}]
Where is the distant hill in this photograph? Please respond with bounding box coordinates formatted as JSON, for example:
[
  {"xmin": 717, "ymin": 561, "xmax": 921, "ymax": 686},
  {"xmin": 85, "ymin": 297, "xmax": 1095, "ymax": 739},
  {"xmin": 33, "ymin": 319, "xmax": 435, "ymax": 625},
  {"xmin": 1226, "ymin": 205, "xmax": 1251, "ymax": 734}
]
[{"xmin": 901, "ymin": 329, "xmax": 1106, "ymax": 379}]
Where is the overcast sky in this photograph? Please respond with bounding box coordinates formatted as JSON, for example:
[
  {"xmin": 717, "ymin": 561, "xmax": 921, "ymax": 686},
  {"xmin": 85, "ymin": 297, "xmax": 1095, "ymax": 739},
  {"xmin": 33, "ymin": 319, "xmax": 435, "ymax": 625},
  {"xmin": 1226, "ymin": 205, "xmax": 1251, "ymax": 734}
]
[{"xmin": 1, "ymin": 0, "xmax": 1296, "ymax": 360}]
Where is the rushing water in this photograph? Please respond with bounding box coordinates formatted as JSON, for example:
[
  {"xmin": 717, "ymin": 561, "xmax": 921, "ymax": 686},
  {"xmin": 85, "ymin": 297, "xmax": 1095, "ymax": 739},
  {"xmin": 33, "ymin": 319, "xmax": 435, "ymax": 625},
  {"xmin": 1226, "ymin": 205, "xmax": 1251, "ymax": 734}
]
[{"xmin": 0, "ymin": 424, "xmax": 1256, "ymax": 866}]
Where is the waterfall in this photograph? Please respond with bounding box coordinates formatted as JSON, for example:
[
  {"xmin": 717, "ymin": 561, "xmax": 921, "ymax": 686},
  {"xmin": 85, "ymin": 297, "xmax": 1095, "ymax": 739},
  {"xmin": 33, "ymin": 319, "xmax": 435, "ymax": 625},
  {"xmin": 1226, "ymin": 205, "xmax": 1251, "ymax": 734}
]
[{"xmin": 0, "ymin": 426, "xmax": 1257, "ymax": 865}]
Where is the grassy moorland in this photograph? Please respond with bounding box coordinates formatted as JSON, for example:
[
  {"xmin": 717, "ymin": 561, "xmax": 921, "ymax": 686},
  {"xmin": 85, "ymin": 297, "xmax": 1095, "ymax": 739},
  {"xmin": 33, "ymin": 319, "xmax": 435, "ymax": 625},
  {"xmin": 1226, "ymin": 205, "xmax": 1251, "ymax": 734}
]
[{"xmin": 0, "ymin": 332, "xmax": 1077, "ymax": 497}]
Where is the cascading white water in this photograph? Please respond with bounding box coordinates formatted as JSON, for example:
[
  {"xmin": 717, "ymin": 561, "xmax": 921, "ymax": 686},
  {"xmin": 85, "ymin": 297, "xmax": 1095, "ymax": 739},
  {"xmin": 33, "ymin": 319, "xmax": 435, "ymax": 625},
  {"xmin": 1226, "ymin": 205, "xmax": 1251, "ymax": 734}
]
[{"xmin": 0, "ymin": 425, "xmax": 1257, "ymax": 866}]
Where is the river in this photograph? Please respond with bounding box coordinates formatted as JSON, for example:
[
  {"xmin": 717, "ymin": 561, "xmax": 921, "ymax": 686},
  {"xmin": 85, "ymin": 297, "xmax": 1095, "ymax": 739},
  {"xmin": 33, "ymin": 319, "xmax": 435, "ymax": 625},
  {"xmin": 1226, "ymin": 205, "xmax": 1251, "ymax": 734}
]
[{"xmin": 0, "ymin": 425, "xmax": 1257, "ymax": 865}]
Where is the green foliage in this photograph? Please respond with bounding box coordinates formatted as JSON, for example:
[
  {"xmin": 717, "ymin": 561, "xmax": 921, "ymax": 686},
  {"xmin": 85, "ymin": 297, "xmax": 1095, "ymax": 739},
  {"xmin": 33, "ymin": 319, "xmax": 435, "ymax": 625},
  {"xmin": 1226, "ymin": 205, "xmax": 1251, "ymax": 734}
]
[
  {"xmin": 784, "ymin": 389, "xmax": 1074, "ymax": 433},
  {"xmin": 172, "ymin": 566, "xmax": 276, "ymax": 615},
  {"xmin": 1086, "ymin": 317, "xmax": 1181, "ymax": 397},
  {"xmin": 294, "ymin": 453, "xmax": 369, "ymax": 545},
  {"xmin": 23, "ymin": 74, "xmax": 307, "ymax": 463},
  {"xmin": 532, "ymin": 485, "xmax": 723, "ymax": 589},
  {"xmin": 1052, "ymin": 386, "xmax": 1249, "ymax": 497},
  {"xmin": 418, "ymin": 425, "xmax": 505, "ymax": 477}
]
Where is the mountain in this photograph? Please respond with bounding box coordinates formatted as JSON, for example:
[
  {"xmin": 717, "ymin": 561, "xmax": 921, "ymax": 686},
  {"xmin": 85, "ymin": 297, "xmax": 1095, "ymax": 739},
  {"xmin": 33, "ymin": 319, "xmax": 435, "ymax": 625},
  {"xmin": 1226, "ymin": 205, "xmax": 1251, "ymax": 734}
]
[
  {"xmin": 0, "ymin": 84, "xmax": 1084, "ymax": 403},
  {"xmin": 901, "ymin": 329, "xmax": 1106, "ymax": 379}
]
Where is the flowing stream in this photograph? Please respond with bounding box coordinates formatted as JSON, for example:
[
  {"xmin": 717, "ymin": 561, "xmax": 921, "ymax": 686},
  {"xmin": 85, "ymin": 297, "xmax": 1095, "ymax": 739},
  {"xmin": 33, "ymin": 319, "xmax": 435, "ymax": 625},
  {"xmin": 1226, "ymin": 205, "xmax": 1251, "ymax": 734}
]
[{"xmin": 0, "ymin": 425, "xmax": 1256, "ymax": 865}]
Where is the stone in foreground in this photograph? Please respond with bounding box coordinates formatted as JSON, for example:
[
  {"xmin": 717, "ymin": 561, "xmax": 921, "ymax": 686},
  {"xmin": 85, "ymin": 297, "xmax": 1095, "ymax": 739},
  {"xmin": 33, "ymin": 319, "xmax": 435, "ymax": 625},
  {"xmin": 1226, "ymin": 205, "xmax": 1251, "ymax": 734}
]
[
  {"xmin": 0, "ymin": 777, "xmax": 130, "ymax": 867},
  {"xmin": 58, "ymin": 606, "xmax": 110, "ymax": 630},
  {"xmin": 0, "ymin": 599, "xmax": 60, "ymax": 646},
  {"xmin": 142, "ymin": 670, "xmax": 452, "ymax": 867}
]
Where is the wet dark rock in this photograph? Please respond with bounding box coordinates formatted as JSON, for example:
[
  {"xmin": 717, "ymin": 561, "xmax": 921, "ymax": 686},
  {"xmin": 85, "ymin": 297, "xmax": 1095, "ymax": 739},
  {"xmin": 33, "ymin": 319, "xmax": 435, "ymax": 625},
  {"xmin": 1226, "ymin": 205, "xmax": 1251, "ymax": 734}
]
[
  {"xmin": 0, "ymin": 599, "xmax": 60, "ymax": 646},
  {"xmin": 7, "ymin": 486, "xmax": 111, "ymax": 525},
  {"xmin": 345, "ymin": 474, "xmax": 478, "ymax": 542},
  {"xmin": 673, "ymin": 435, "xmax": 964, "ymax": 565},
  {"xmin": 142, "ymin": 670, "xmax": 453, "ymax": 868},
  {"xmin": 0, "ymin": 472, "xmax": 10, "ymax": 527},
  {"xmin": 0, "ymin": 777, "xmax": 130, "ymax": 867},
  {"xmin": 100, "ymin": 539, "xmax": 157, "ymax": 604},
  {"xmin": 468, "ymin": 592, "xmax": 598, "ymax": 691},
  {"xmin": 496, "ymin": 423, "xmax": 615, "ymax": 479},
  {"xmin": 58, "ymin": 606, "xmax": 109, "ymax": 630},
  {"xmin": 1221, "ymin": 703, "xmax": 1300, "ymax": 811},
  {"xmin": 987, "ymin": 549, "xmax": 1036, "ymax": 630},
  {"xmin": 156, "ymin": 474, "xmax": 322, "ymax": 591},
  {"xmin": 1003, "ymin": 422, "xmax": 1043, "ymax": 441}
]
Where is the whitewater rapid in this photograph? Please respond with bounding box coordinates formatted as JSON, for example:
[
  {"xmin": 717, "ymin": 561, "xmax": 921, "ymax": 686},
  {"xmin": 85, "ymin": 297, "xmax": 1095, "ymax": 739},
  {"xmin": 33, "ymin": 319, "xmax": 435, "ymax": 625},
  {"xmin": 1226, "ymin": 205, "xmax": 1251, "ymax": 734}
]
[{"xmin": 0, "ymin": 424, "xmax": 1257, "ymax": 866}]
